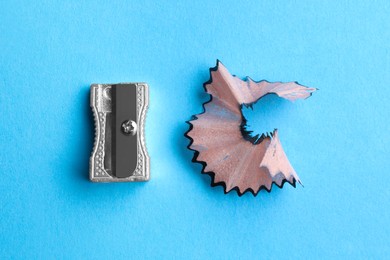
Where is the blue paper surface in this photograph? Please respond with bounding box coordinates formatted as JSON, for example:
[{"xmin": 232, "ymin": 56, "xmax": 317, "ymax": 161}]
[{"xmin": 1, "ymin": 1, "xmax": 389, "ymax": 258}]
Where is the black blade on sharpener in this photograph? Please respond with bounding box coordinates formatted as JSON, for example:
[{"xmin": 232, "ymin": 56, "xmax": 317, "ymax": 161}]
[{"xmin": 112, "ymin": 84, "xmax": 138, "ymax": 178}]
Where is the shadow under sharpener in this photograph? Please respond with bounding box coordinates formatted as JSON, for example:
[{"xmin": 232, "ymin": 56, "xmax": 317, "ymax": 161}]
[{"xmin": 90, "ymin": 83, "xmax": 149, "ymax": 182}]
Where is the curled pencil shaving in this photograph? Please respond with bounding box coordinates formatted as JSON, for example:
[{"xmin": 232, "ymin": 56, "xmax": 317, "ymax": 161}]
[{"xmin": 185, "ymin": 60, "xmax": 316, "ymax": 195}]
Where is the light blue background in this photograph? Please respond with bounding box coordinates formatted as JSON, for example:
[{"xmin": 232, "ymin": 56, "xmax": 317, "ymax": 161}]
[{"xmin": 1, "ymin": 1, "xmax": 389, "ymax": 259}]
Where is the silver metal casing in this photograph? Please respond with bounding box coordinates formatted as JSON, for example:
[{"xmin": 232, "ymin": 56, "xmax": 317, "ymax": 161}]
[{"xmin": 90, "ymin": 83, "xmax": 149, "ymax": 182}]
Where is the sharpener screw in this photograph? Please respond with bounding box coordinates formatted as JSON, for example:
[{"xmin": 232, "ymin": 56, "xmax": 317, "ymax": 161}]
[{"xmin": 121, "ymin": 120, "xmax": 137, "ymax": 136}]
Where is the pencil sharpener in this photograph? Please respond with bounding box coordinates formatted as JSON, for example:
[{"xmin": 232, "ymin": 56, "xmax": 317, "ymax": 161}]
[{"xmin": 90, "ymin": 83, "xmax": 150, "ymax": 182}]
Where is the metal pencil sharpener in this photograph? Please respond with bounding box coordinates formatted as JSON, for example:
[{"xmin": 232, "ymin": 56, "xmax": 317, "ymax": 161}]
[{"xmin": 90, "ymin": 83, "xmax": 149, "ymax": 182}]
